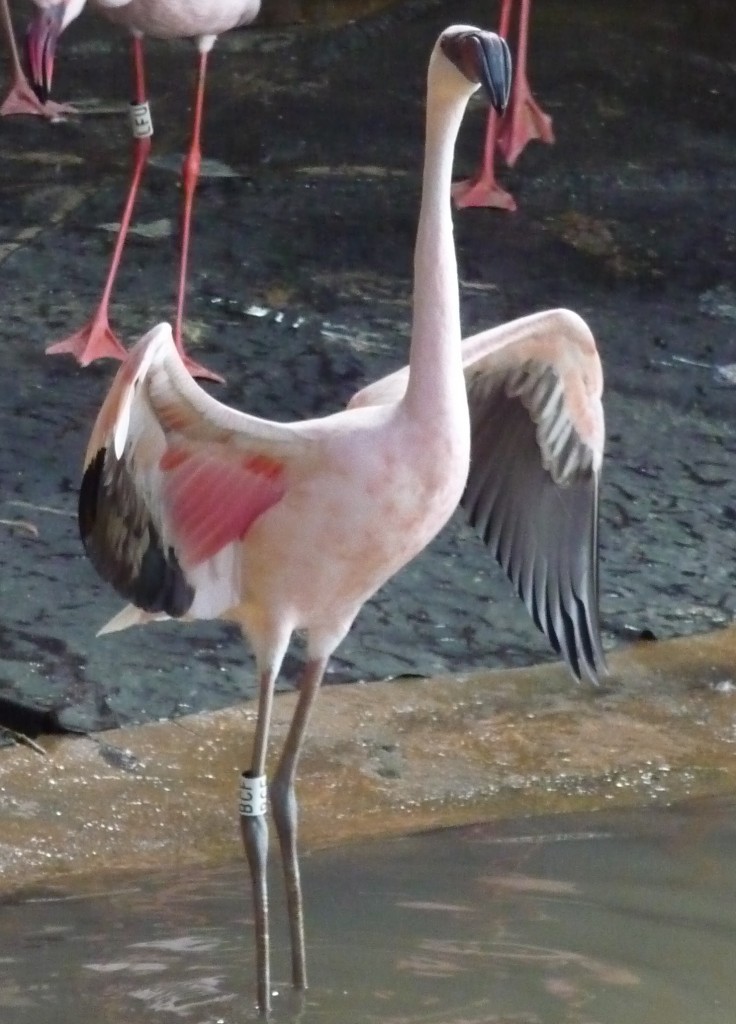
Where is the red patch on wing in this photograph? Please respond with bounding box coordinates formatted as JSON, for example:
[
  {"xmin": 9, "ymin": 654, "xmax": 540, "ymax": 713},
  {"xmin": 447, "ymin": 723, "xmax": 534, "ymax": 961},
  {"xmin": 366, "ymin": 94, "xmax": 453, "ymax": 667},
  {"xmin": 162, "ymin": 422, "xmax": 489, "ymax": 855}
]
[
  {"xmin": 159, "ymin": 448, "xmax": 189, "ymax": 472},
  {"xmin": 160, "ymin": 446, "xmax": 286, "ymax": 565},
  {"xmin": 244, "ymin": 454, "xmax": 283, "ymax": 480},
  {"xmin": 157, "ymin": 402, "xmax": 193, "ymax": 433}
]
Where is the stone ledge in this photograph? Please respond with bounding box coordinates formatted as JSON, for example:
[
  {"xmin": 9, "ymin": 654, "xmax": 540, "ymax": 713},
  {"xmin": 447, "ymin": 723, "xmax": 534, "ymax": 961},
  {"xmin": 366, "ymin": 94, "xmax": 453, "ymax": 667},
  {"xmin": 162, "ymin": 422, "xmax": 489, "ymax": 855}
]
[{"xmin": 1, "ymin": 626, "xmax": 735, "ymax": 891}]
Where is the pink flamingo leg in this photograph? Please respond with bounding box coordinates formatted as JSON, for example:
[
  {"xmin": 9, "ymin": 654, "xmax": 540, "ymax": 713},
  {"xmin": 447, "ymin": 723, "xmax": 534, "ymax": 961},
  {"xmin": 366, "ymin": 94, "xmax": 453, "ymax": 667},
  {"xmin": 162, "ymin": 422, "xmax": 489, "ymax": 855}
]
[
  {"xmin": 497, "ymin": 0, "xmax": 554, "ymax": 167},
  {"xmin": 452, "ymin": 105, "xmax": 517, "ymax": 211},
  {"xmin": 46, "ymin": 36, "xmax": 151, "ymax": 365},
  {"xmin": 173, "ymin": 45, "xmax": 224, "ymax": 384},
  {"xmin": 0, "ymin": 0, "xmax": 75, "ymax": 118},
  {"xmin": 452, "ymin": 0, "xmax": 517, "ymax": 210}
]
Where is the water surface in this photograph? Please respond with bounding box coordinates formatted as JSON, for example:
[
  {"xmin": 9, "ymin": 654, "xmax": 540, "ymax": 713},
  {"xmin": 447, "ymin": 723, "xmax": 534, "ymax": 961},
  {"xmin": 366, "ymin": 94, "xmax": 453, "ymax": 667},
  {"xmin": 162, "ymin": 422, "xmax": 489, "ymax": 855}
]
[{"xmin": 1, "ymin": 797, "xmax": 735, "ymax": 1022}]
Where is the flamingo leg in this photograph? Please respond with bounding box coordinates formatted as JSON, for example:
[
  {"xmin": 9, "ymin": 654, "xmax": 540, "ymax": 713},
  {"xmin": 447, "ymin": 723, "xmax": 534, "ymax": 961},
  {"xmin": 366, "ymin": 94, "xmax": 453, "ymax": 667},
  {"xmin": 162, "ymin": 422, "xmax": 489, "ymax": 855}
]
[
  {"xmin": 240, "ymin": 664, "xmax": 277, "ymax": 1015},
  {"xmin": 172, "ymin": 44, "xmax": 224, "ymax": 384},
  {"xmin": 451, "ymin": 0, "xmax": 517, "ymax": 211},
  {"xmin": 46, "ymin": 35, "xmax": 151, "ymax": 365},
  {"xmin": 496, "ymin": 0, "xmax": 555, "ymax": 166},
  {"xmin": 270, "ymin": 656, "xmax": 327, "ymax": 993},
  {"xmin": 0, "ymin": 0, "xmax": 74, "ymax": 118}
]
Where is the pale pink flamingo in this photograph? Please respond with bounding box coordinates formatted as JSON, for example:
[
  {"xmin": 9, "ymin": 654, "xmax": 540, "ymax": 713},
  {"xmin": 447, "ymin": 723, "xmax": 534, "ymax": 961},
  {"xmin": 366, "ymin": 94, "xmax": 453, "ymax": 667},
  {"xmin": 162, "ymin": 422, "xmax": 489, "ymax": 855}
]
[
  {"xmin": 0, "ymin": 0, "xmax": 77, "ymax": 116},
  {"xmin": 26, "ymin": 0, "xmax": 262, "ymax": 382},
  {"xmin": 77, "ymin": 25, "xmax": 605, "ymax": 1011},
  {"xmin": 453, "ymin": 0, "xmax": 554, "ymax": 210}
]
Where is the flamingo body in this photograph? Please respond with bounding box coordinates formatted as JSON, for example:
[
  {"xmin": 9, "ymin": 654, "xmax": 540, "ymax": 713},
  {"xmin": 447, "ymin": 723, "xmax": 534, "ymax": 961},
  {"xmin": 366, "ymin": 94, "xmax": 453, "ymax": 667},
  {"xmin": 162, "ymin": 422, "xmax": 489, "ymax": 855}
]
[
  {"xmin": 78, "ymin": 26, "xmax": 604, "ymax": 1010},
  {"xmin": 81, "ymin": 328, "xmax": 470, "ymax": 656},
  {"xmin": 94, "ymin": 0, "xmax": 260, "ymax": 41}
]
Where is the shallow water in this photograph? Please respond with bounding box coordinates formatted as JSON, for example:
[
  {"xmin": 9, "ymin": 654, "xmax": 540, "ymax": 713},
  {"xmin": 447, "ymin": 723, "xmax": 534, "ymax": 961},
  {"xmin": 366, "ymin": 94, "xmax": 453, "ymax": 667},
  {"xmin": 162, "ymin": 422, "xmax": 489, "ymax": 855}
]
[{"xmin": 2, "ymin": 797, "xmax": 736, "ymax": 1023}]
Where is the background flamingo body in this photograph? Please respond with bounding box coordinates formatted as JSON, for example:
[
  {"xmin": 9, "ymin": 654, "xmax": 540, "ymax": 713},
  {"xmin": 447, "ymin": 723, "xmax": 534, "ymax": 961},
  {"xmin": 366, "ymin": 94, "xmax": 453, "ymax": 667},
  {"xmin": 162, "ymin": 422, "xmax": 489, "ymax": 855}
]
[
  {"xmin": 26, "ymin": 0, "xmax": 261, "ymax": 381},
  {"xmin": 98, "ymin": 0, "xmax": 257, "ymax": 38},
  {"xmin": 77, "ymin": 26, "xmax": 603, "ymax": 1011}
]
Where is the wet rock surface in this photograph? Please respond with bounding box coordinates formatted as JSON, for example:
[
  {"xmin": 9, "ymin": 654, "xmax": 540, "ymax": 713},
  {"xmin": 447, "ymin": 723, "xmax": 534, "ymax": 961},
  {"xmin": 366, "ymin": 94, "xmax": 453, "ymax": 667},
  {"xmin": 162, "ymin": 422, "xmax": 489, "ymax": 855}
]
[{"xmin": 0, "ymin": 0, "xmax": 735, "ymax": 733}]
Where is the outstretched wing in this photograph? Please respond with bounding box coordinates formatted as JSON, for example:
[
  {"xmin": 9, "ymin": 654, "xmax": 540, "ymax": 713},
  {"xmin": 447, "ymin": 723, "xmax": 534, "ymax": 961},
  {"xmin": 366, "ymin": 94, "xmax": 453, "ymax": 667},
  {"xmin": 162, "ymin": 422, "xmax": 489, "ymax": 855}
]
[
  {"xmin": 79, "ymin": 323, "xmax": 310, "ymax": 626},
  {"xmin": 349, "ymin": 308, "xmax": 607, "ymax": 683},
  {"xmin": 462, "ymin": 353, "xmax": 605, "ymax": 684}
]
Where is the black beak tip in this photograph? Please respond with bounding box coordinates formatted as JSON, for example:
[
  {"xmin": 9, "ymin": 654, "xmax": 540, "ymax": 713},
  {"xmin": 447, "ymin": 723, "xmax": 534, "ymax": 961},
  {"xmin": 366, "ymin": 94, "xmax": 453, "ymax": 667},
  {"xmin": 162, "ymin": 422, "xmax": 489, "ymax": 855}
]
[
  {"xmin": 31, "ymin": 80, "xmax": 49, "ymax": 104},
  {"xmin": 489, "ymin": 35, "xmax": 512, "ymax": 115},
  {"xmin": 23, "ymin": 19, "xmax": 53, "ymax": 105}
]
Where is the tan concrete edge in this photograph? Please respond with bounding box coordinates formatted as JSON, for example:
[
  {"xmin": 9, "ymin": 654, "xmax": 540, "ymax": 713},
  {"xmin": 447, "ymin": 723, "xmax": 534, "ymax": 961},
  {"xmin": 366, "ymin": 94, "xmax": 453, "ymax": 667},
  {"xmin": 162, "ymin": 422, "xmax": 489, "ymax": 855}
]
[{"xmin": 2, "ymin": 627, "xmax": 736, "ymax": 891}]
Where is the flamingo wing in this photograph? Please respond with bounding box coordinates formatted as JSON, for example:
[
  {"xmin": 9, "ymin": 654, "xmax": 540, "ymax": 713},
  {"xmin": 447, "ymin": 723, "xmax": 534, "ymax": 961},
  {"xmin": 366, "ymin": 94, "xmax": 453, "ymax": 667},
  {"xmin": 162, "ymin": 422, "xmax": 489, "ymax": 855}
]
[
  {"xmin": 460, "ymin": 311, "xmax": 606, "ymax": 684},
  {"xmin": 79, "ymin": 323, "xmax": 310, "ymax": 625},
  {"xmin": 348, "ymin": 308, "xmax": 606, "ymax": 683}
]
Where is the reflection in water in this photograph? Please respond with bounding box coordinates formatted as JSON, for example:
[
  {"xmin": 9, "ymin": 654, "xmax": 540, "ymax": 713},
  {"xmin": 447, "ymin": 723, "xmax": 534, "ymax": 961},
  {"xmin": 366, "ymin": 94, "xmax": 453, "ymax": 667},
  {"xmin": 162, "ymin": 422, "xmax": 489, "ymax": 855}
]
[{"xmin": 1, "ymin": 797, "xmax": 735, "ymax": 1022}]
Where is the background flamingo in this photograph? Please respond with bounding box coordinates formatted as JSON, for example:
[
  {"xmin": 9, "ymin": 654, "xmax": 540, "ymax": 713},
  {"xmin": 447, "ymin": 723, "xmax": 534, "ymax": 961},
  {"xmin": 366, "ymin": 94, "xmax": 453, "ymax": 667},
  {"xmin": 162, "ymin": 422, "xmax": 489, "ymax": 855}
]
[
  {"xmin": 26, "ymin": 0, "xmax": 262, "ymax": 382},
  {"xmin": 0, "ymin": 0, "xmax": 77, "ymax": 116},
  {"xmin": 77, "ymin": 25, "xmax": 605, "ymax": 1011},
  {"xmin": 453, "ymin": 0, "xmax": 554, "ymax": 210}
]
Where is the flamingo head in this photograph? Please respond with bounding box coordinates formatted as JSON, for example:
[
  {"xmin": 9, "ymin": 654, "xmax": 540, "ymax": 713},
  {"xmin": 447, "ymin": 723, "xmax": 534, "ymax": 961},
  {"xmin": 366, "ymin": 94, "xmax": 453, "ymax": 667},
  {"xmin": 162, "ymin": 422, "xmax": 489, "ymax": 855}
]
[
  {"xmin": 436, "ymin": 25, "xmax": 512, "ymax": 114},
  {"xmin": 25, "ymin": 0, "xmax": 86, "ymax": 103}
]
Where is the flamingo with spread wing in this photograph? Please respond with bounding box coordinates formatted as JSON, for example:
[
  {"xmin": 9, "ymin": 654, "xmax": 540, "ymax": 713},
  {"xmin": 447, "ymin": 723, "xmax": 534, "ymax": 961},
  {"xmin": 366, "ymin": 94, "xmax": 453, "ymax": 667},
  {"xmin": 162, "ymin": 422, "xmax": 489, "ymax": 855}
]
[{"xmin": 78, "ymin": 25, "xmax": 605, "ymax": 1011}]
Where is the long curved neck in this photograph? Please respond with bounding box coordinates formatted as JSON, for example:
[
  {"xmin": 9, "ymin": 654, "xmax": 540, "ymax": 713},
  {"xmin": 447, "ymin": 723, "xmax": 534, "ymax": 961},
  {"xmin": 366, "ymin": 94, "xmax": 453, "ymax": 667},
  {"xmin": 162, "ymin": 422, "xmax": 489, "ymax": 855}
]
[{"xmin": 404, "ymin": 86, "xmax": 469, "ymax": 415}]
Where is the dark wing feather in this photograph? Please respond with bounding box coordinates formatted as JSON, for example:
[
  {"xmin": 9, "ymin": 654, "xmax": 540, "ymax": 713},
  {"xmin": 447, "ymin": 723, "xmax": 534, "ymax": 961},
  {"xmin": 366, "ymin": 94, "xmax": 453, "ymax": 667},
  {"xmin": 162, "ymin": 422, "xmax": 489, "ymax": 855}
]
[
  {"xmin": 79, "ymin": 446, "xmax": 194, "ymax": 618},
  {"xmin": 461, "ymin": 367, "xmax": 605, "ymax": 684}
]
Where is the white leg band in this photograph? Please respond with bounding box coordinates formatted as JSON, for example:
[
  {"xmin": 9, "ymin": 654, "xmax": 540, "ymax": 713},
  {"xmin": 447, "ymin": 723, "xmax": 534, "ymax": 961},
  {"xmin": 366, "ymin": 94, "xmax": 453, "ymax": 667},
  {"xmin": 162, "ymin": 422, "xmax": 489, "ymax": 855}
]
[
  {"xmin": 129, "ymin": 101, "xmax": 153, "ymax": 139},
  {"xmin": 240, "ymin": 773, "xmax": 267, "ymax": 817}
]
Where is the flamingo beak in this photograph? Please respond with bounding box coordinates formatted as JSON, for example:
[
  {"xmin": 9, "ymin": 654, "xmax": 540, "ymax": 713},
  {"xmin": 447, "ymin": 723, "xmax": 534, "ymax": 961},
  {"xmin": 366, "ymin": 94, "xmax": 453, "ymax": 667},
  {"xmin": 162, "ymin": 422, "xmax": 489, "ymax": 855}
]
[
  {"xmin": 25, "ymin": 3, "xmax": 65, "ymax": 103},
  {"xmin": 472, "ymin": 32, "xmax": 512, "ymax": 115}
]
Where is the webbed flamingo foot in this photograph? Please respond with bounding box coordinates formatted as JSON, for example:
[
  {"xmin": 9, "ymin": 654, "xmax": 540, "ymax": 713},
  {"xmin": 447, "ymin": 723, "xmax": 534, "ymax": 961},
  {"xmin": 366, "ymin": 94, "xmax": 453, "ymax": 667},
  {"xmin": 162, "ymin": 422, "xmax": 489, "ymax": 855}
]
[
  {"xmin": 497, "ymin": 75, "xmax": 554, "ymax": 167},
  {"xmin": 452, "ymin": 174, "xmax": 517, "ymax": 211},
  {"xmin": 177, "ymin": 342, "xmax": 225, "ymax": 385},
  {"xmin": 46, "ymin": 310, "xmax": 128, "ymax": 365},
  {"xmin": 0, "ymin": 74, "xmax": 76, "ymax": 118},
  {"xmin": 41, "ymin": 97, "xmax": 77, "ymax": 119}
]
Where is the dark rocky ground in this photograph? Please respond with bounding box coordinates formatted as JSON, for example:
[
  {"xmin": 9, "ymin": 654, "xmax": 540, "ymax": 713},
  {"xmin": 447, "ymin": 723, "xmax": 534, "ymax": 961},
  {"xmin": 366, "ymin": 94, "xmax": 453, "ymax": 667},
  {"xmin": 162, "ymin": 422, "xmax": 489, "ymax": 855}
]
[{"xmin": 0, "ymin": 0, "xmax": 734, "ymax": 735}]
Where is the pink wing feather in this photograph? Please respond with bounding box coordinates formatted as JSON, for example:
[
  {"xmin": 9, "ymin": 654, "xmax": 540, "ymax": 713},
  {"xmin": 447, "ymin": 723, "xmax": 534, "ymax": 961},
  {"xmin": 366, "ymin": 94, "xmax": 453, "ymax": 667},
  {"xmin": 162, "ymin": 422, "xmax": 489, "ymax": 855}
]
[
  {"xmin": 80, "ymin": 323, "xmax": 296, "ymax": 621},
  {"xmin": 161, "ymin": 447, "xmax": 286, "ymax": 565}
]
